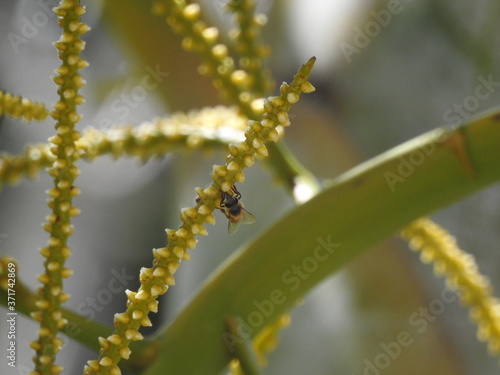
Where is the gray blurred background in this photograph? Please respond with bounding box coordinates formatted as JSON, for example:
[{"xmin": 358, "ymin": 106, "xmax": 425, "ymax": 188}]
[{"xmin": 1, "ymin": 0, "xmax": 500, "ymax": 374}]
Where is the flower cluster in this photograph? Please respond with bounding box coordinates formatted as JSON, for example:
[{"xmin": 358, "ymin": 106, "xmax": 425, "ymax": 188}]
[
  {"xmin": 151, "ymin": 0, "xmax": 273, "ymax": 118},
  {"xmin": 225, "ymin": 0, "xmax": 273, "ymax": 95},
  {"xmin": 0, "ymin": 144, "xmax": 53, "ymax": 188},
  {"xmin": 0, "ymin": 106, "xmax": 251, "ymax": 189},
  {"xmin": 30, "ymin": 1, "xmax": 89, "ymax": 374},
  {"xmin": 401, "ymin": 218, "xmax": 500, "ymax": 355},
  {"xmin": 0, "ymin": 91, "xmax": 49, "ymax": 123},
  {"xmin": 79, "ymin": 106, "xmax": 249, "ymax": 161},
  {"xmin": 84, "ymin": 57, "xmax": 316, "ymax": 375}
]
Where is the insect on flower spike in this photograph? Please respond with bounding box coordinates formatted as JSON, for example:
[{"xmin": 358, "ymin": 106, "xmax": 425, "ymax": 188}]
[{"xmin": 218, "ymin": 183, "xmax": 255, "ymax": 234}]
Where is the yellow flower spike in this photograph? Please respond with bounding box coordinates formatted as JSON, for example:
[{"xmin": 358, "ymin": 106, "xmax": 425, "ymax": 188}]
[
  {"xmin": 225, "ymin": 0, "xmax": 274, "ymax": 95},
  {"xmin": 85, "ymin": 59, "xmax": 315, "ymax": 373},
  {"xmin": 1, "ymin": 106, "xmax": 249, "ymax": 190},
  {"xmin": 401, "ymin": 218, "xmax": 500, "ymax": 356},
  {"xmin": 153, "ymin": 0, "xmax": 271, "ymax": 114},
  {"xmin": 33, "ymin": 1, "xmax": 88, "ymax": 373},
  {"xmin": 0, "ymin": 91, "xmax": 50, "ymax": 123}
]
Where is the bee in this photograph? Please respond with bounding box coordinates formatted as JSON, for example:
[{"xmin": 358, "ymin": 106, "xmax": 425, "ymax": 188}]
[{"xmin": 218, "ymin": 183, "xmax": 256, "ymax": 234}]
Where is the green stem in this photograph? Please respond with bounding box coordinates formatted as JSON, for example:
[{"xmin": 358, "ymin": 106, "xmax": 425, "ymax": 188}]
[
  {"xmin": 140, "ymin": 108, "xmax": 500, "ymax": 375},
  {"xmin": 266, "ymin": 141, "xmax": 320, "ymax": 200},
  {"xmin": 224, "ymin": 317, "xmax": 263, "ymax": 375}
]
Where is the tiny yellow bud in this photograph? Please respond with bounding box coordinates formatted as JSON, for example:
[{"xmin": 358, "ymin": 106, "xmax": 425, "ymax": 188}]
[
  {"xmin": 204, "ymin": 186, "xmax": 218, "ymax": 197},
  {"xmin": 50, "ymin": 364, "xmax": 64, "ymax": 374},
  {"xmin": 154, "ymin": 247, "xmax": 170, "ymax": 258},
  {"xmin": 235, "ymin": 172, "xmax": 245, "ymax": 183},
  {"xmin": 38, "ymin": 326, "xmax": 51, "ymax": 337},
  {"xmin": 125, "ymin": 290, "xmax": 137, "ymax": 302},
  {"xmin": 61, "ymin": 268, "xmax": 73, "ymax": 278},
  {"xmin": 212, "ymin": 44, "xmax": 228, "ymax": 59},
  {"xmin": 136, "ymin": 290, "xmax": 149, "ymax": 300},
  {"xmin": 151, "ymin": 284, "xmax": 166, "ymax": 297},
  {"xmin": 99, "ymin": 357, "xmax": 113, "ymax": 366},
  {"xmin": 39, "ymin": 354, "xmax": 51, "ymax": 365},
  {"xmin": 220, "ymin": 181, "xmax": 231, "ymax": 192},
  {"xmin": 182, "ymin": 3, "xmax": 200, "ymax": 20},
  {"xmin": 251, "ymin": 98, "xmax": 265, "ymax": 114},
  {"xmin": 74, "ymin": 5, "xmax": 86, "ymax": 16},
  {"xmin": 59, "ymin": 292, "xmax": 71, "ymax": 302},
  {"xmin": 50, "ymin": 286, "xmax": 62, "ymax": 296},
  {"xmin": 125, "ymin": 329, "xmax": 136, "ymax": 340},
  {"xmin": 261, "ymin": 119, "xmax": 274, "ymax": 128},
  {"xmin": 153, "ymin": 267, "xmax": 166, "ymax": 277},
  {"xmin": 164, "ymin": 275, "xmax": 176, "ymax": 285},
  {"xmin": 63, "ymin": 88, "xmax": 75, "ymax": 99},
  {"xmin": 204, "ymin": 214, "xmax": 216, "ymax": 225},
  {"xmin": 186, "ymin": 237, "xmax": 198, "ymax": 249},
  {"xmin": 176, "ymin": 228, "xmax": 188, "ymax": 238},
  {"xmin": 148, "ymin": 300, "xmax": 159, "ymax": 313},
  {"xmin": 277, "ymin": 112, "xmax": 290, "ymax": 127},
  {"xmin": 51, "ymin": 310, "xmax": 62, "ymax": 321},
  {"xmin": 86, "ymin": 360, "xmax": 100, "ymax": 371},
  {"xmin": 230, "ymin": 70, "xmax": 250, "ymax": 86},
  {"xmin": 36, "ymin": 299, "xmax": 51, "ymax": 309},
  {"xmin": 141, "ymin": 316, "xmax": 152, "ymax": 327},
  {"xmin": 173, "ymin": 246, "xmax": 184, "ymax": 258},
  {"xmin": 191, "ymin": 223, "xmax": 203, "ymax": 235},
  {"xmin": 107, "ymin": 334, "xmax": 122, "ymax": 345},
  {"xmin": 46, "ymin": 188, "xmax": 60, "ymax": 198},
  {"xmin": 60, "ymin": 247, "xmax": 72, "ymax": 258},
  {"xmin": 37, "ymin": 274, "xmax": 50, "ymax": 284},
  {"xmin": 300, "ymin": 81, "xmax": 316, "ymax": 93},
  {"xmin": 119, "ymin": 347, "xmax": 131, "ymax": 359},
  {"xmin": 227, "ymin": 161, "xmax": 239, "ymax": 171},
  {"xmin": 167, "ymin": 262, "xmax": 180, "ymax": 274},
  {"xmin": 252, "ymin": 138, "xmax": 263, "ymax": 149},
  {"xmin": 47, "ymin": 260, "xmax": 60, "ymax": 270},
  {"xmin": 268, "ymin": 129, "xmax": 279, "ymax": 142},
  {"xmin": 243, "ymin": 155, "xmax": 254, "ymax": 167},
  {"xmin": 201, "ymin": 27, "xmax": 218, "ymax": 43},
  {"xmin": 270, "ymin": 96, "xmax": 284, "ymax": 106},
  {"xmin": 132, "ymin": 310, "xmax": 144, "ymax": 320},
  {"xmin": 257, "ymin": 145, "xmax": 268, "ymax": 157},
  {"xmin": 198, "ymin": 205, "xmax": 211, "ymax": 215},
  {"xmin": 287, "ymin": 92, "xmax": 299, "ymax": 104},
  {"xmin": 114, "ymin": 313, "xmax": 130, "ymax": 325},
  {"xmin": 29, "ymin": 340, "xmax": 42, "ymax": 350}
]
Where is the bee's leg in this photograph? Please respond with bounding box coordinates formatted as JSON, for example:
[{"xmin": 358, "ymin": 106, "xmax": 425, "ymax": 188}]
[
  {"xmin": 223, "ymin": 316, "xmax": 263, "ymax": 375},
  {"xmin": 231, "ymin": 183, "xmax": 242, "ymax": 200}
]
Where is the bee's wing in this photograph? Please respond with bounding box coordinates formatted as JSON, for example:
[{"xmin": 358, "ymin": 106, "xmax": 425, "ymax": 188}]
[
  {"xmin": 240, "ymin": 208, "xmax": 256, "ymax": 224},
  {"xmin": 227, "ymin": 220, "xmax": 241, "ymax": 235},
  {"xmin": 227, "ymin": 209, "xmax": 256, "ymax": 235}
]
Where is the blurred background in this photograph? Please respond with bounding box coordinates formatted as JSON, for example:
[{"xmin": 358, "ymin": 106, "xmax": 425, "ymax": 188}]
[{"xmin": 1, "ymin": 0, "xmax": 500, "ymax": 374}]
